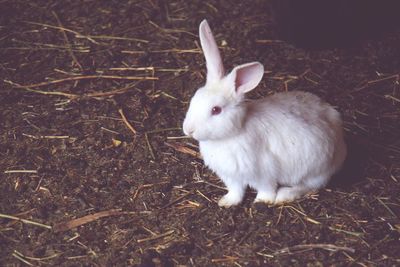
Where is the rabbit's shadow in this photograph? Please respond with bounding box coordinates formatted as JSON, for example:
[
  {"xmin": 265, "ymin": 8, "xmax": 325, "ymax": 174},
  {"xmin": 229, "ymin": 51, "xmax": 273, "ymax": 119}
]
[{"xmin": 328, "ymin": 137, "xmax": 369, "ymax": 188}]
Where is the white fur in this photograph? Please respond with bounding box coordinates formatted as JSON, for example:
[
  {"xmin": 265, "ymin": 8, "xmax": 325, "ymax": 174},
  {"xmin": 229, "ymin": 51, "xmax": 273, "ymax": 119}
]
[{"xmin": 183, "ymin": 20, "xmax": 347, "ymax": 207}]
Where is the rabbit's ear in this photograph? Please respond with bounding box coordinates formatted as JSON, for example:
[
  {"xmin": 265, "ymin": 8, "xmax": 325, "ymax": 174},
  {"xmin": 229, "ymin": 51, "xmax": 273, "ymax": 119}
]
[
  {"xmin": 199, "ymin": 20, "xmax": 225, "ymax": 82},
  {"xmin": 228, "ymin": 62, "xmax": 264, "ymax": 95}
]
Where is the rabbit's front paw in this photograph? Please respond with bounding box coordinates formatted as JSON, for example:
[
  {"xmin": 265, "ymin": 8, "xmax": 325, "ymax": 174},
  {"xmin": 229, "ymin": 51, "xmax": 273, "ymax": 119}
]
[
  {"xmin": 218, "ymin": 192, "xmax": 242, "ymax": 208},
  {"xmin": 254, "ymin": 191, "xmax": 276, "ymax": 205},
  {"xmin": 274, "ymin": 186, "xmax": 304, "ymax": 204}
]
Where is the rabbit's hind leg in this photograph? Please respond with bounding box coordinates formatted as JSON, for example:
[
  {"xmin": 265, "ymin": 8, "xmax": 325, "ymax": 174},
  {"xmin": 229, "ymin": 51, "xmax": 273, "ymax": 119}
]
[
  {"xmin": 252, "ymin": 178, "xmax": 278, "ymax": 204},
  {"xmin": 274, "ymin": 185, "xmax": 310, "ymax": 204},
  {"xmin": 274, "ymin": 176, "xmax": 327, "ymax": 204}
]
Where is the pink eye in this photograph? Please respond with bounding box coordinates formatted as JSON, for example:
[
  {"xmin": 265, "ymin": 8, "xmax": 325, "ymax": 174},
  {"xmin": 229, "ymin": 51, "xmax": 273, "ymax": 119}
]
[{"xmin": 211, "ymin": 106, "xmax": 222, "ymax": 115}]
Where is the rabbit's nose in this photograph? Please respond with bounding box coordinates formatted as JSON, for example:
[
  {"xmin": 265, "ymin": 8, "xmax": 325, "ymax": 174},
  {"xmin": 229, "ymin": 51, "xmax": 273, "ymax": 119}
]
[
  {"xmin": 184, "ymin": 128, "xmax": 194, "ymax": 137},
  {"xmin": 183, "ymin": 124, "xmax": 194, "ymax": 137}
]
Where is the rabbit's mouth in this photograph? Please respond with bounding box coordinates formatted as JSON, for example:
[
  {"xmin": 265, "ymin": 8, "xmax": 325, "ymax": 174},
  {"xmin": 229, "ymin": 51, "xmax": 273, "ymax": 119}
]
[
  {"xmin": 183, "ymin": 125, "xmax": 204, "ymax": 141},
  {"xmin": 182, "ymin": 122, "xmax": 194, "ymax": 138}
]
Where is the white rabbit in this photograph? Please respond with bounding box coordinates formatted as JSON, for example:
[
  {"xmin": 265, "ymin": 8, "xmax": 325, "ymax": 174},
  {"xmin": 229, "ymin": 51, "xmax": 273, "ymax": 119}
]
[{"xmin": 183, "ymin": 20, "xmax": 347, "ymax": 207}]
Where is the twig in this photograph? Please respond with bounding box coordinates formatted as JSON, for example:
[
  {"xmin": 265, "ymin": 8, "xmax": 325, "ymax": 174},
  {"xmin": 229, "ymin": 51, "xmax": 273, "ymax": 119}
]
[
  {"xmin": 132, "ymin": 184, "xmax": 154, "ymax": 200},
  {"xmin": 275, "ymin": 243, "xmax": 355, "ymax": 254},
  {"xmin": 110, "ymin": 67, "xmax": 155, "ymax": 72},
  {"xmin": 276, "ymin": 205, "xmax": 284, "ymax": 225},
  {"xmin": 132, "ymin": 182, "xmax": 169, "ymax": 200},
  {"xmin": 82, "ymin": 35, "xmax": 149, "ymax": 43},
  {"xmin": 137, "ymin": 230, "xmax": 175, "ymax": 243},
  {"xmin": 25, "ymin": 21, "xmax": 149, "ymax": 44},
  {"xmin": 52, "ymin": 11, "xmax": 83, "ymax": 71},
  {"xmin": 118, "ymin": 108, "xmax": 137, "ymax": 135},
  {"xmin": 86, "ymin": 84, "xmax": 137, "ymax": 98},
  {"xmin": 100, "ymin": 127, "xmax": 120, "ymax": 135},
  {"xmin": 122, "ymin": 48, "xmax": 201, "ymax": 54},
  {"xmin": 22, "ymin": 133, "xmax": 71, "ymax": 139},
  {"xmin": 66, "ymin": 255, "xmax": 89, "ymax": 260},
  {"xmin": 211, "ymin": 256, "xmax": 240, "ymax": 263},
  {"xmin": 4, "ymin": 80, "xmax": 78, "ymax": 98},
  {"xmin": 13, "ymin": 250, "xmax": 61, "ymax": 262},
  {"xmin": 4, "ymin": 170, "xmax": 38, "ymax": 174},
  {"xmin": 256, "ymin": 39, "xmax": 284, "ymax": 44},
  {"xmin": 10, "ymin": 39, "xmax": 88, "ymax": 51},
  {"xmin": 12, "ymin": 253, "xmax": 34, "ymax": 266},
  {"xmin": 354, "ymin": 74, "xmax": 399, "ymax": 91},
  {"xmin": 145, "ymin": 133, "xmax": 155, "ymax": 160},
  {"xmin": 25, "ymin": 21, "xmax": 99, "ymax": 44},
  {"xmin": 164, "ymin": 142, "xmax": 201, "ymax": 159},
  {"xmin": 145, "ymin": 127, "xmax": 182, "ymax": 134},
  {"xmin": 328, "ymin": 227, "xmax": 364, "ymax": 237},
  {"xmin": 149, "ymin": 20, "xmax": 197, "ymax": 37},
  {"xmin": 6, "ymin": 79, "xmax": 138, "ymax": 99},
  {"xmin": 166, "ymin": 136, "xmax": 191, "ymax": 140},
  {"xmin": 365, "ymin": 74, "xmax": 398, "ymax": 85},
  {"xmin": 161, "ymin": 192, "xmax": 192, "ymax": 209},
  {"xmin": 110, "ymin": 67, "xmax": 188, "ymax": 73},
  {"xmin": 177, "ymin": 200, "xmax": 201, "ymax": 209},
  {"xmin": 284, "ymin": 205, "xmax": 321, "ymax": 224},
  {"xmin": 160, "ymin": 92, "xmax": 179, "ymax": 101},
  {"xmin": 196, "ymin": 190, "xmax": 212, "ymax": 202},
  {"xmin": 53, "ymin": 209, "xmax": 125, "ymax": 233},
  {"xmin": 43, "ymin": 135, "xmax": 70, "ymax": 139},
  {"xmin": 385, "ymin": 94, "xmax": 400, "ymax": 103},
  {"xmin": 0, "ymin": 213, "xmax": 52, "ymax": 229},
  {"xmin": 376, "ymin": 197, "xmax": 398, "ymax": 218},
  {"xmin": 195, "ymin": 180, "xmax": 226, "ymax": 191},
  {"xmin": 4, "ymin": 46, "xmax": 89, "ymax": 52},
  {"xmin": 5, "ymin": 75, "xmax": 157, "ymax": 89}
]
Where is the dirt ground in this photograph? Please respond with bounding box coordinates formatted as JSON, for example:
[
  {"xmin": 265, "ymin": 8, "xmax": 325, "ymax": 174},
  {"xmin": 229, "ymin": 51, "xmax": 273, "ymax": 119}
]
[{"xmin": 1, "ymin": 1, "xmax": 399, "ymax": 266}]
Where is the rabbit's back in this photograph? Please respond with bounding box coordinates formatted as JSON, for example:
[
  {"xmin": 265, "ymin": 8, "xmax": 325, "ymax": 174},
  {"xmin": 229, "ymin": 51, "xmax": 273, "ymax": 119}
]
[
  {"xmin": 252, "ymin": 91, "xmax": 339, "ymax": 123},
  {"xmin": 246, "ymin": 91, "xmax": 346, "ymax": 186}
]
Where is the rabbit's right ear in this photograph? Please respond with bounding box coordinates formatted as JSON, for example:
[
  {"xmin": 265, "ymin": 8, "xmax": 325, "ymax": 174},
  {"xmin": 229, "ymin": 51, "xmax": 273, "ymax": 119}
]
[
  {"xmin": 199, "ymin": 20, "xmax": 225, "ymax": 82},
  {"xmin": 227, "ymin": 62, "xmax": 264, "ymax": 95}
]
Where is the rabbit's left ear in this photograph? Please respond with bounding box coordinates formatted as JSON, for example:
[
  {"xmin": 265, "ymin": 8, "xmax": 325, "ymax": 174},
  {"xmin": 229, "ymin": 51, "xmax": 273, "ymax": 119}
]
[
  {"xmin": 199, "ymin": 20, "xmax": 225, "ymax": 82},
  {"xmin": 227, "ymin": 62, "xmax": 264, "ymax": 95}
]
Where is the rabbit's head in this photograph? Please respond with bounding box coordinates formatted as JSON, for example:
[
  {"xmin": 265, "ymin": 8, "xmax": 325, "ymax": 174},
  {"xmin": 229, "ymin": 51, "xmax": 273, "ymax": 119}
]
[{"xmin": 183, "ymin": 20, "xmax": 264, "ymax": 141}]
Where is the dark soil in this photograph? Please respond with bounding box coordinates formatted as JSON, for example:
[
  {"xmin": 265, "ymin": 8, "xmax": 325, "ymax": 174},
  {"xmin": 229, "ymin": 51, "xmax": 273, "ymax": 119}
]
[{"xmin": 1, "ymin": 1, "xmax": 399, "ymax": 266}]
